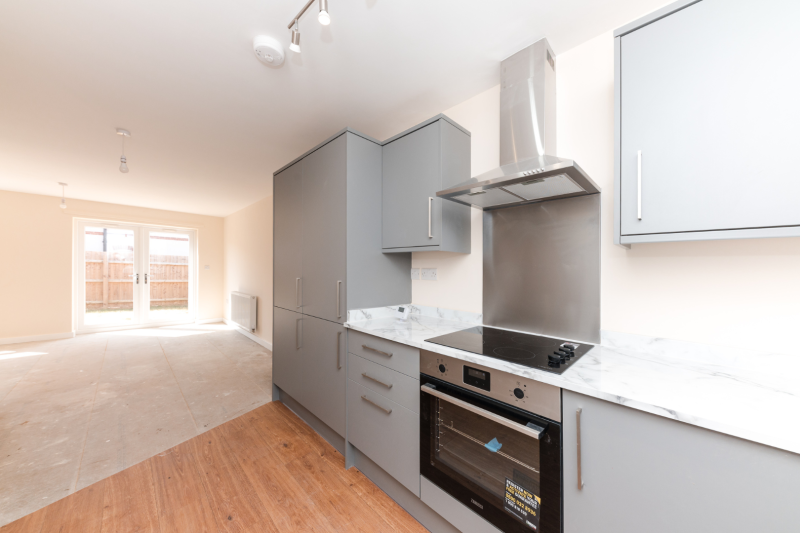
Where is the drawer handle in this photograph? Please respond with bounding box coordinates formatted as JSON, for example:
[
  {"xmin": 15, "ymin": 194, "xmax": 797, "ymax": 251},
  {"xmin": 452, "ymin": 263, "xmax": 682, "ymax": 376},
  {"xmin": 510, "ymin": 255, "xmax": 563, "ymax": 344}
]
[
  {"xmin": 361, "ymin": 372, "xmax": 393, "ymax": 389},
  {"xmin": 361, "ymin": 395, "xmax": 392, "ymax": 414},
  {"xmin": 362, "ymin": 344, "xmax": 392, "ymax": 358}
]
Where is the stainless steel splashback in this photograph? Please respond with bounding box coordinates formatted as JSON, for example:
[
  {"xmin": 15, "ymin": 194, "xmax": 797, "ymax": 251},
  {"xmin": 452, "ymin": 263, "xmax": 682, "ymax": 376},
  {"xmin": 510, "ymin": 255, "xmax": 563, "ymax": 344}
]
[{"xmin": 483, "ymin": 195, "xmax": 600, "ymax": 343}]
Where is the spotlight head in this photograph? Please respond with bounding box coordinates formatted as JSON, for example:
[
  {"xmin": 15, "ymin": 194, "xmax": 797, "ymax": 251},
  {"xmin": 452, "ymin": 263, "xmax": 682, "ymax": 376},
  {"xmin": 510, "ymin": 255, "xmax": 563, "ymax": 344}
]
[{"xmin": 318, "ymin": 0, "xmax": 330, "ymax": 25}]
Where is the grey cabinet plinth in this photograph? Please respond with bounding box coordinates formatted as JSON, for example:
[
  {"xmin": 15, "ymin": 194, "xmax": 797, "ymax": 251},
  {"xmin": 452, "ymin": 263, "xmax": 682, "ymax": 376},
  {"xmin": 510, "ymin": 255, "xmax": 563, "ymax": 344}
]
[
  {"xmin": 382, "ymin": 115, "xmax": 471, "ymax": 253},
  {"xmin": 614, "ymin": 0, "xmax": 800, "ymax": 245},
  {"xmin": 562, "ymin": 390, "xmax": 800, "ymax": 533}
]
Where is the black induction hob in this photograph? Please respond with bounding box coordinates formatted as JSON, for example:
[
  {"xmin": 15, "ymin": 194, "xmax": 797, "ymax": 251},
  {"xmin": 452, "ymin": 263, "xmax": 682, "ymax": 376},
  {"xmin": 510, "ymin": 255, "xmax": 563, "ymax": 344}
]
[{"xmin": 424, "ymin": 326, "xmax": 592, "ymax": 374}]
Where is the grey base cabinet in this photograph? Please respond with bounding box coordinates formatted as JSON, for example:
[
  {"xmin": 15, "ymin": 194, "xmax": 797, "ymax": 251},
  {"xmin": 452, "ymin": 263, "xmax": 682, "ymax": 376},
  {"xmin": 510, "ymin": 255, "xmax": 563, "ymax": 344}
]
[
  {"xmin": 614, "ymin": 0, "xmax": 800, "ymax": 244},
  {"xmin": 563, "ymin": 390, "xmax": 800, "ymax": 533},
  {"xmin": 347, "ymin": 379, "xmax": 419, "ymax": 496},
  {"xmin": 273, "ymin": 307, "xmax": 346, "ymax": 436},
  {"xmin": 382, "ymin": 115, "xmax": 471, "ymax": 253},
  {"xmin": 346, "ymin": 332, "xmax": 421, "ymax": 497}
]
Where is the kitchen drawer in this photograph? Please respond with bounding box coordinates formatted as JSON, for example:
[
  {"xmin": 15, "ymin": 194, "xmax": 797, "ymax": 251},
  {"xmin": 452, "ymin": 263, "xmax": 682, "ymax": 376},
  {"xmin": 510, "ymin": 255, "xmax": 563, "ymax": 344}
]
[
  {"xmin": 348, "ymin": 353, "xmax": 420, "ymax": 414},
  {"xmin": 347, "ymin": 330, "xmax": 419, "ymax": 378},
  {"xmin": 347, "ymin": 379, "xmax": 420, "ymax": 496}
]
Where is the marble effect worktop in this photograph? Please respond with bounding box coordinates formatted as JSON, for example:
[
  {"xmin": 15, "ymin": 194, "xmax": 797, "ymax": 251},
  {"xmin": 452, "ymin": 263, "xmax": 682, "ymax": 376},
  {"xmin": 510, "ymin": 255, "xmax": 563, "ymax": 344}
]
[{"xmin": 345, "ymin": 306, "xmax": 800, "ymax": 456}]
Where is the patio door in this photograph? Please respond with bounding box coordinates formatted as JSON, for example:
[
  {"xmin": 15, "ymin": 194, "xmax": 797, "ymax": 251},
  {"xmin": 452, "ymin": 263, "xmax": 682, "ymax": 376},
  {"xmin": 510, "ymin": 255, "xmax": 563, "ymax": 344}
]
[
  {"xmin": 75, "ymin": 220, "xmax": 197, "ymax": 332},
  {"xmin": 141, "ymin": 229, "xmax": 194, "ymax": 324}
]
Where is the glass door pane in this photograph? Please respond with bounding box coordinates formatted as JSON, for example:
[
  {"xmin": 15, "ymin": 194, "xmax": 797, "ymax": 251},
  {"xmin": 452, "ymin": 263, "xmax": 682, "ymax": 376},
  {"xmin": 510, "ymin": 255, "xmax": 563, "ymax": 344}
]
[
  {"xmin": 145, "ymin": 231, "xmax": 192, "ymax": 323},
  {"xmin": 83, "ymin": 226, "xmax": 137, "ymax": 326},
  {"xmin": 435, "ymin": 398, "xmax": 542, "ymax": 502}
]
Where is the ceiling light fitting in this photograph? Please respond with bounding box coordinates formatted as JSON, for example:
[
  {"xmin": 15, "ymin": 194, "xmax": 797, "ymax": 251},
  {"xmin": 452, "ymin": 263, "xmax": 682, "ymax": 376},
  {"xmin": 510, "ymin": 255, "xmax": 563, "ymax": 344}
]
[
  {"xmin": 318, "ymin": 0, "xmax": 330, "ymax": 25},
  {"xmin": 286, "ymin": 0, "xmax": 331, "ymax": 54},
  {"xmin": 58, "ymin": 182, "xmax": 68, "ymax": 209},
  {"xmin": 290, "ymin": 19, "xmax": 301, "ymax": 54},
  {"xmin": 116, "ymin": 128, "xmax": 130, "ymax": 173}
]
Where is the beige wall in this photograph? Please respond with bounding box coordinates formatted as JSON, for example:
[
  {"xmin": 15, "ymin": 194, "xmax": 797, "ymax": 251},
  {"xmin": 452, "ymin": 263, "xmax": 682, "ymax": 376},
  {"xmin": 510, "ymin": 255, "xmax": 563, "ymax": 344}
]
[
  {"xmin": 412, "ymin": 32, "xmax": 800, "ymax": 352},
  {"xmin": 223, "ymin": 195, "xmax": 273, "ymax": 345},
  {"xmin": 0, "ymin": 190, "xmax": 224, "ymax": 341},
  {"xmin": 410, "ymin": 86, "xmax": 499, "ymax": 314}
]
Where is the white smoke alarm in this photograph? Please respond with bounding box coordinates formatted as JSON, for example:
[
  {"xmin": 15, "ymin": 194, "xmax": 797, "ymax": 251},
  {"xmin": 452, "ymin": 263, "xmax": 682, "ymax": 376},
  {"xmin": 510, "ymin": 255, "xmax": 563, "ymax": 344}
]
[{"xmin": 253, "ymin": 35, "xmax": 285, "ymax": 67}]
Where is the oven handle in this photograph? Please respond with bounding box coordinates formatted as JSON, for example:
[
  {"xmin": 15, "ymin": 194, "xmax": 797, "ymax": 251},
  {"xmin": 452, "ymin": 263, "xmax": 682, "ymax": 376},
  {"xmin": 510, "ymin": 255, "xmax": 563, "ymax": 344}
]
[{"xmin": 421, "ymin": 384, "xmax": 543, "ymax": 440}]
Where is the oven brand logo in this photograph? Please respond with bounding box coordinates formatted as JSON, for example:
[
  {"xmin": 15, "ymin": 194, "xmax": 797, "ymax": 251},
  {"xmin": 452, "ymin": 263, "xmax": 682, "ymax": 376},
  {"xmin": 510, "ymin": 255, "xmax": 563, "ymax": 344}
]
[{"xmin": 471, "ymin": 498, "xmax": 484, "ymax": 509}]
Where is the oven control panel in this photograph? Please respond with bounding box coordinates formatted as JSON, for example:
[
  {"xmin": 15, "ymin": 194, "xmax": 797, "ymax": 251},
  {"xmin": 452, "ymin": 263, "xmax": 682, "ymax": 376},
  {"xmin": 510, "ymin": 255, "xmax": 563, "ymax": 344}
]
[{"xmin": 421, "ymin": 350, "xmax": 562, "ymax": 422}]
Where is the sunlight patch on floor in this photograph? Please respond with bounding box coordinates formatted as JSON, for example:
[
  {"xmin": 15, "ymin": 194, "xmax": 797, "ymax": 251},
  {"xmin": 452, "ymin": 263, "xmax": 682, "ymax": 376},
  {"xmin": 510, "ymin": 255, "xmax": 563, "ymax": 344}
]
[{"xmin": 0, "ymin": 351, "xmax": 48, "ymax": 360}]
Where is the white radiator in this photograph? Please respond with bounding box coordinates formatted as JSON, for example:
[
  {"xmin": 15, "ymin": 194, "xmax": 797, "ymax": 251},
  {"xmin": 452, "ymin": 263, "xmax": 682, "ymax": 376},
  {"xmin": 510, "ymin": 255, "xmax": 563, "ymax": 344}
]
[{"xmin": 231, "ymin": 292, "xmax": 257, "ymax": 332}]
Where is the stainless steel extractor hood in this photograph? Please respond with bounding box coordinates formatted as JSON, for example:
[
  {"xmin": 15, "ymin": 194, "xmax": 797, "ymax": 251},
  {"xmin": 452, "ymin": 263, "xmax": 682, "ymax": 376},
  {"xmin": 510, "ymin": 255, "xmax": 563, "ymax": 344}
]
[{"xmin": 437, "ymin": 38, "xmax": 600, "ymax": 210}]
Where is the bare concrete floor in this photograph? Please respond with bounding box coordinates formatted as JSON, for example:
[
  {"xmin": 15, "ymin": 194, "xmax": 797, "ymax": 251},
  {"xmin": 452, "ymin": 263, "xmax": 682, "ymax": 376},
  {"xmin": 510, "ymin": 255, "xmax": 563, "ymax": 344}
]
[{"xmin": 0, "ymin": 323, "xmax": 272, "ymax": 527}]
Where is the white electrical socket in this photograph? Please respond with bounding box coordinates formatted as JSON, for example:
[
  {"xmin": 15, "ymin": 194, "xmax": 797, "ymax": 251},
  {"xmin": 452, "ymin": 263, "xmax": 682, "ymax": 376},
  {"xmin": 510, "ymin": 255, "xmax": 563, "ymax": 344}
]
[
  {"xmin": 410, "ymin": 268, "xmax": 420, "ymax": 280},
  {"xmin": 421, "ymin": 268, "xmax": 437, "ymax": 281}
]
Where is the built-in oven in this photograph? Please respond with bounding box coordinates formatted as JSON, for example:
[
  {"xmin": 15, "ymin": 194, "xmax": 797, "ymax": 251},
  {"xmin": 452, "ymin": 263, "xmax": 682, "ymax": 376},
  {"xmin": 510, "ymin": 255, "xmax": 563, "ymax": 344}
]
[{"xmin": 420, "ymin": 351, "xmax": 562, "ymax": 533}]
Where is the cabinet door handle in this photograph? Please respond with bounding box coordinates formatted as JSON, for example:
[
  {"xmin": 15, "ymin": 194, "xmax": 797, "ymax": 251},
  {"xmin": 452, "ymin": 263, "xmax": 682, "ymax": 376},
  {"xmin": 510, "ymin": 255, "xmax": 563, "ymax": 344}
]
[
  {"xmin": 361, "ymin": 372, "xmax": 393, "ymax": 389},
  {"xmin": 361, "ymin": 395, "xmax": 392, "ymax": 414},
  {"xmin": 296, "ymin": 318, "xmax": 302, "ymax": 350},
  {"xmin": 428, "ymin": 197, "xmax": 433, "ymax": 238},
  {"xmin": 576, "ymin": 408, "xmax": 585, "ymax": 490},
  {"xmin": 637, "ymin": 150, "xmax": 642, "ymax": 220},
  {"xmin": 337, "ymin": 331, "xmax": 342, "ymax": 370},
  {"xmin": 296, "ymin": 278, "xmax": 301, "ymax": 308},
  {"xmin": 144, "ymin": 273, "xmax": 148, "ymax": 284},
  {"xmin": 336, "ymin": 280, "xmax": 342, "ymax": 319},
  {"xmin": 362, "ymin": 345, "xmax": 392, "ymax": 358},
  {"xmin": 136, "ymin": 273, "xmax": 139, "ymax": 284}
]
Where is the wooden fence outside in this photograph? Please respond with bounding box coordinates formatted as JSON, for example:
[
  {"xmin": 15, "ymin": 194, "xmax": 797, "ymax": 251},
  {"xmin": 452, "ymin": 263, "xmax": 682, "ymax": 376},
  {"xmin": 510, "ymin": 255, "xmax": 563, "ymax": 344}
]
[{"xmin": 85, "ymin": 251, "xmax": 189, "ymax": 310}]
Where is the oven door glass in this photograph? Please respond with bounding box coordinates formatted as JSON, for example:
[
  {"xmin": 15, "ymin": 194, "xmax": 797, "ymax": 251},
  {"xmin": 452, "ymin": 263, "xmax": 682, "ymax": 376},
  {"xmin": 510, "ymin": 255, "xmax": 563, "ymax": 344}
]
[{"xmin": 421, "ymin": 375, "xmax": 561, "ymax": 533}]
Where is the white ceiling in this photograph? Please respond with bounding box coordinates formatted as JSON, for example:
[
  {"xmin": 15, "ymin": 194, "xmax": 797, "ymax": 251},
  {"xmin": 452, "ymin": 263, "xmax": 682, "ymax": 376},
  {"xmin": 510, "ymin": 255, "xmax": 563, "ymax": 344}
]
[{"xmin": 0, "ymin": 0, "xmax": 668, "ymax": 217}]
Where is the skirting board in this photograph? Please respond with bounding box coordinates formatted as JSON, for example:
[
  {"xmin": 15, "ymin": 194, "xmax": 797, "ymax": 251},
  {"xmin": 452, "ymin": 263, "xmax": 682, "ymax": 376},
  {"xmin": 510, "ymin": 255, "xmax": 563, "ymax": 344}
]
[
  {"xmin": 195, "ymin": 317, "xmax": 225, "ymax": 324},
  {"xmin": 223, "ymin": 319, "xmax": 273, "ymax": 351},
  {"xmin": 0, "ymin": 331, "xmax": 76, "ymax": 346}
]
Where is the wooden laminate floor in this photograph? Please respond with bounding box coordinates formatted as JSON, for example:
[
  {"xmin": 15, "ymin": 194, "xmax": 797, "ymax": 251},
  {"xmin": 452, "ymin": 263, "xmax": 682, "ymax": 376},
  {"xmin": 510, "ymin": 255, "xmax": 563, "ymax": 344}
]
[{"xmin": 0, "ymin": 401, "xmax": 429, "ymax": 533}]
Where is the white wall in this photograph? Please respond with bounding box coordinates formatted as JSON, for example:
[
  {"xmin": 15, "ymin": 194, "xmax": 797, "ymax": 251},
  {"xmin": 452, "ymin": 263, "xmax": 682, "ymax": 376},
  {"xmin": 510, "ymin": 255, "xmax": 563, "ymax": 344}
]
[
  {"xmin": 413, "ymin": 31, "xmax": 800, "ymax": 352},
  {"xmin": 223, "ymin": 195, "xmax": 274, "ymax": 345}
]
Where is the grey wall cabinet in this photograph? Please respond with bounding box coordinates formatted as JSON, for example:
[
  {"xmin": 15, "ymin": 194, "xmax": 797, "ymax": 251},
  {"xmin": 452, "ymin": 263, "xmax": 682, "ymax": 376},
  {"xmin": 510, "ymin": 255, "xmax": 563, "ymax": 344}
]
[
  {"xmin": 614, "ymin": 0, "xmax": 800, "ymax": 245},
  {"xmin": 382, "ymin": 115, "xmax": 472, "ymax": 253},
  {"xmin": 273, "ymin": 129, "xmax": 411, "ymax": 437},
  {"xmin": 562, "ymin": 390, "xmax": 800, "ymax": 533}
]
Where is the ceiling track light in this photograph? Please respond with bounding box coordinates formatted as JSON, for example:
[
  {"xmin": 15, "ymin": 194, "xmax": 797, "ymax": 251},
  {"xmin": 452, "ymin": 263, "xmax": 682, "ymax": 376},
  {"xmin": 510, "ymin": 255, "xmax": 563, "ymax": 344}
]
[
  {"xmin": 58, "ymin": 182, "xmax": 68, "ymax": 209},
  {"xmin": 286, "ymin": 0, "xmax": 331, "ymax": 53},
  {"xmin": 116, "ymin": 128, "xmax": 130, "ymax": 173},
  {"xmin": 318, "ymin": 0, "xmax": 330, "ymax": 26},
  {"xmin": 290, "ymin": 19, "xmax": 301, "ymax": 54}
]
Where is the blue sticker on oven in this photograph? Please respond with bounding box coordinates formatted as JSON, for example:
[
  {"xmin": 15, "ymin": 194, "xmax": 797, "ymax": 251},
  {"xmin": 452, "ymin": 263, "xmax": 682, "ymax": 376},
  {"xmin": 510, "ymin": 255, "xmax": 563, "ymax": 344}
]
[{"xmin": 504, "ymin": 478, "xmax": 541, "ymax": 530}]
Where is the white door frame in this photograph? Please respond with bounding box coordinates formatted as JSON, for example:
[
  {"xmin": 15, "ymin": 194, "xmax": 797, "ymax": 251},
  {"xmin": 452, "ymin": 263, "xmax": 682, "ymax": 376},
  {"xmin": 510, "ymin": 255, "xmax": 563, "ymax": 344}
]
[{"xmin": 74, "ymin": 218, "xmax": 198, "ymax": 334}]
